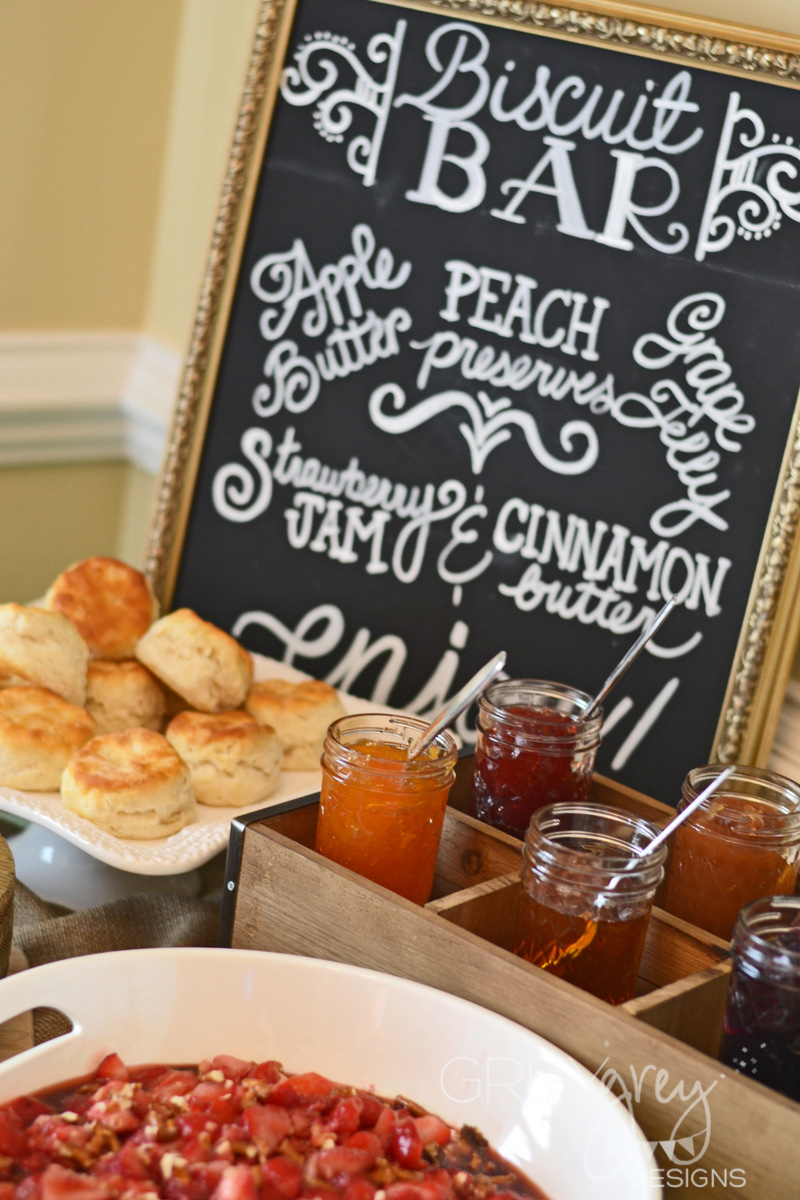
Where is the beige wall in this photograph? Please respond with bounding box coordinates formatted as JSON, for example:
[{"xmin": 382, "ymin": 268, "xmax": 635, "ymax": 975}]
[
  {"xmin": 659, "ymin": 0, "xmax": 800, "ymax": 33},
  {"xmin": 0, "ymin": 0, "xmax": 259, "ymax": 603},
  {"xmin": 0, "ymin": 0, "xmax": 183, "ymax": 332},
  {"xmin": 145, "ymin": 0, "xmax": 262, "ymax": 355},
  {"xmin": 0, "ymin": 464, "xmax": 129, "ymax": 602}
]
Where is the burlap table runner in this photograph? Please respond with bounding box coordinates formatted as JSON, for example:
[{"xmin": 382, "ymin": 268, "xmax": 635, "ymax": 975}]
[{"xmin": 11, "ymin": 883, "xmax": 221, "ymax": 1043}]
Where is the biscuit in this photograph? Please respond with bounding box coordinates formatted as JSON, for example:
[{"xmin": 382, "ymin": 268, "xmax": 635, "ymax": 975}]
[
  {"xmin": 245, "ymin": 678, "xmax": 345, "ymax": 770},
  {"xmin": 85, "ymin": 659, "xmax": 166, "ymax": 734},
  {"xmin": 0, "ymin": 686, "xmax": 96, "ymax": 791},
  {"xmin": 166, "ymin": 709, "xmax": 282, "ymax": 807},
  {"xmin": 136, "ymin": 609, "xmax": 253, "ymax": 714},
  {"xmin": 61, "ymin": 727, "xmax": 196, "ymax": 839},
  {"xmin": 45, "ymin": 557, "xmax": 159, "ymax": 660},
  {"xmin": 0, "ymin": 604, "xmax": 89, "ymax": 706}
]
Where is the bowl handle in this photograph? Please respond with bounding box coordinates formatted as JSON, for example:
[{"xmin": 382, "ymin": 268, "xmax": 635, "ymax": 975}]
[{"xmin": 0, "ymin": 960, "xmax": 87, "ymax": 1028}]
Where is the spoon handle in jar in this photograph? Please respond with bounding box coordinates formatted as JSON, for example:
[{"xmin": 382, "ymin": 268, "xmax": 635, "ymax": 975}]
[
  {"xmin": 645, "ymin": 765, "xmax": 734, "ymax": 854},
  {"xmin": 405, "ymin": 651, "xmax": 507, "ymax": 760},
  {"xmin": 582, "ymin": 595, "xmax": 677, "ymax": 722}
]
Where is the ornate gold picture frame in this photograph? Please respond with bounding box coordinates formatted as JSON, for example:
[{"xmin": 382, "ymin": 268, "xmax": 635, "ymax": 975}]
[{"xmin": 146, "ymin": 0, "xmax": 800, "ymax": 802}]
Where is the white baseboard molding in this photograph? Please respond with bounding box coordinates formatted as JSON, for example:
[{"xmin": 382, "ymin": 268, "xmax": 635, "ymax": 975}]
[{"xmin": 0, "ymin": 332, "xmax": 181, "ymax": 473}]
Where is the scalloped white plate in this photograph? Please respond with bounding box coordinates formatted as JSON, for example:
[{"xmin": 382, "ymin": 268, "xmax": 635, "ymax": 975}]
[{"xmin": 0, "ymin": 655, "xmax": 388, "ymax": 877}]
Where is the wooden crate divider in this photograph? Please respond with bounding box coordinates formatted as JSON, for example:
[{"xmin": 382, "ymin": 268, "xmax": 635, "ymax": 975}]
[{"xmin": 220, "ymin": 773, "xmax": 800, "ymax": 1199}]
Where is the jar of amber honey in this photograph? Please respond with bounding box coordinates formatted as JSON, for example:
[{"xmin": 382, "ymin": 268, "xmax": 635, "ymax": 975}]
[
  {"xmin": 472, "ymin": 679, "xmax": 603, "ymax": 838},
  {"xmin": 314, "ymin": 714, "xmax": 457, "ymax": 905},
  {"xmin": 514, "ymin": 802, "xmax": 666, "ymax": 1005},
  {"xmin": 660, "ymin": 764, "xmax": 800, "ymax": 941}
]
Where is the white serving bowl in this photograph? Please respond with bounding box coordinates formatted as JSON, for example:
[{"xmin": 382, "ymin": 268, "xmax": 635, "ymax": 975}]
[{"xmin": 0, "ymin": 949, "xmax": 659, "ymax": 1200}]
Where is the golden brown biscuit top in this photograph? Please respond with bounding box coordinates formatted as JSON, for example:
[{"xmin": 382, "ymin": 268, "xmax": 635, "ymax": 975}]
[
  {"xmin": 246, "ymin": 678, "xmax": 340, "ymax": 717},
  {"xmin": 0, "ymin": 686, "xmax": 96, "ymax": 742},
  {"xmin": 169, "ymin": 609, "xmax": 253, "ymax": 671},
  {"xmin": 46, "ymin": 557, "xmax": 158, "ymax": 658},
  {"xmin": 167, "ymin": 709, "xmax": 273, "ymax": 746},
  {"xmin": 0, "ymin": 602, "xmax": 84, "ymax": 644},
  {"xmin": 66, "ymin": 728, "xmax": 186, "ymax": 791}
]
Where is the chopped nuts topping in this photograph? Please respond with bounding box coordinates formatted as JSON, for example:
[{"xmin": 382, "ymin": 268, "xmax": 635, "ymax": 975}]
[
  {"xmin": 160, "ymin": 1152, "xmax": 187, "ymax": 1180},
  {"xmin": 0, "ymin": 1057, "xmax": 543, "ymax": 1200}
]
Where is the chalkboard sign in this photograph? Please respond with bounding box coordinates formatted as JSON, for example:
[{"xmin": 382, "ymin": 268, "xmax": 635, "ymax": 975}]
[{"xmin": 147, "ymin": 0, "xmax": 800, "ymax": 805}]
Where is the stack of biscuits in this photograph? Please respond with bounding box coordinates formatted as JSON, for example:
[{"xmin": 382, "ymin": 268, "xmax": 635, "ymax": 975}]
[{"xmin": 0, "ymin": 557, "xmax": 346, "ymax": 841}]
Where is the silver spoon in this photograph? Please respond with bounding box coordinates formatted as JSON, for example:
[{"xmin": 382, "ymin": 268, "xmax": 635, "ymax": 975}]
[
  {"xmin": 404, "ymin": 650, "xmax": 507, "ymax": 760},
  {"xmin": 582, "ymin": 595, "xmax": 678, "ymax": 723},
  {"xmin": 606, "ymin": 766, "xmax": 734, "ymax": 890}
]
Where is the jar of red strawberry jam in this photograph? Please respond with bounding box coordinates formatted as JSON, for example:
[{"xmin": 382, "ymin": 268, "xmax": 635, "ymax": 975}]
[{"xmin": 472, "ymin": 679, "xmax": 603, "ymax": 838}]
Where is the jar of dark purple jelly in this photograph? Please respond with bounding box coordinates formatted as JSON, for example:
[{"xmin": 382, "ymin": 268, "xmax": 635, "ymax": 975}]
[{"xmin": 719, "ymin": 895, "xmax": 800, "ymax": 1102}]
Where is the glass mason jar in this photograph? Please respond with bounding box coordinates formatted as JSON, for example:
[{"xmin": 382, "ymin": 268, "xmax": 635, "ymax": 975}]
[
  {"xmin": 514, "ymin": 802, "xmax": 666, "ymax": 1005},
  {"xmin": 719, "ymin": 896, "xmax": 800, "ymax": 1102},
  {"xmin": 472, "ymin": 679, "xmax": 603, "ymax": 838},
  {"xmin": 660, "ymin": 764, "xmax": 800, "ymax": 941},
  {"xmin": 314, "ymin": 713, "xmax": 458, "ymax": 905}
]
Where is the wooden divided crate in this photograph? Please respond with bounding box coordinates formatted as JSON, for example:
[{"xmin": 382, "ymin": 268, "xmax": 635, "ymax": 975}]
[{"xmin": 220, "ymin": 759, "xmax": 800, "ymax": 1199}]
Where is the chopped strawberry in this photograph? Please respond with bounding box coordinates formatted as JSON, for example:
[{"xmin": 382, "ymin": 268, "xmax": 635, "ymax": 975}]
[
  {"xmin": 27, "ymin": 1113, "xmax": 93, "ymax": 1157},
  {"xmin": 178, "ymin": 1110, "xmax": 218, "ymax": 1139},
  {"xmin": 414, "ymin": 1116, "xmax": 452, "ymax": 1148},
  {"xmin": 343, "ymin": 1131, "xmax": 382, "ymax": 1164},
  {"xmin": 190, "ymin": 1082, "xmax": 228, "ymax": 1108},
  {"xmin": 340, "ymin": 1180, "xmax": 376, "ymax": 1200},
  {"xmin": 326, "ymin": 1098, "xmax": 362, "ymax": 1136},
  {"xmin": 426, "ymin": 1169, "xmax": 454, "ymax": 1199},
  {"xmin": 125, "ymin": 1184, "xmax": 168, "ymax": 1199},
  {"xmin": 0, "ymin": 1054, "xmax": 543, "ymax": 1200},
  {"xmin": 355, "ymin": 1094, "xmax": 383, "ymax": 1129},
  {"xmin": 40, "ymin": 1164, "xmax": 116, "ymax": 1200},
  {"xmin": 260, "ymin": 1157, "xmax": 303, "ymax": 1200},
  {"xmin": 372, "ymin": 1105, "xmax": 395, "ymax": 1150},
  {"xmin": 130, "ymin": 1063, "xmax": 171, "ymax": 1088},
  {"xmin": 391, "ymin": 1116, "xmax": 422, "ymax": 1169},
  {"xmin": 92, "ymin": 1139, "xmax": 151, "ymax": 1181},
  {"xmin": 313, "ymin": 1146, "xmax": 373, "ymax": 1181},
  {"xmin": 15, "ymin": 1176, "xmax": 42, "ymax": 1200},
  {"xmin": 18, "ymin": 1149, "xmax": 49, "ymax": 1175},
  {"xmin": 188, "ymin": 1162, "xmax": 228, "ymax": 1200},
  {"xmin": 0, "ymin": 1109, "xmax": 26, "ymax": 1157},
  {"xmin": 95, "ymin": 1053, "xmax": 129, "ymax": 1083},
  {"xmin": 151, "ymin": 1070, "xmax": 199, "ymax": 1104},
  {"xmin": 287, "ymin": 1109, "xmax": 313, "ymax": 1137},
  {"xmin": 163, "ymin": 1173, "xmax": 219, "ymax": 1200},
  {"xmin": 6, "ymin": 1095, "xmax": 52, "ymax": 1123},
  {"xmin": 203, "ymin": 1057, "xmax": 253, "ymax": 1084},
  {"xmin": 85, "ymin": 1100, "xmax": 140, "ymax": 1135},
  {"xmin": 250, "ymin": 1062, "xmax": 282, "ymax": 1084},
  {"xmin": 243, "ymin": 1104, "xmax": 292, "ymax": 1154},
  {"xmin": 385, "ymin": 1184, "xmax": 449, "ymax": 1200},
  {"xmin": 188, "ymin": 1083, "xmax": 241, "ymax": 1124},
  {"xmin": 268, "ymin": 1074, "xmax": 334, "ymax": 1108},
  {"xmin": 212, "ymin": 1164, "xmax": 260, "ymax": 1200}
]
